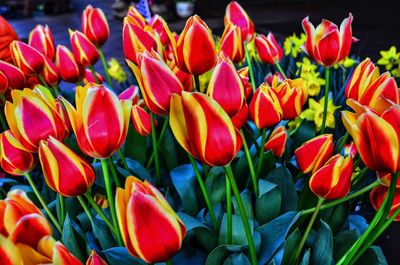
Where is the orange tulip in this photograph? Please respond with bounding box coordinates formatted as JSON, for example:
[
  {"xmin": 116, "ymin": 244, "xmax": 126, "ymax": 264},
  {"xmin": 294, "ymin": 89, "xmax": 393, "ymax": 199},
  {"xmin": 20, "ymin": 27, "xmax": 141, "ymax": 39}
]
[
  {"xmin": 224, "ymin": 1, "xmax": 254, "ymax": 42},
  {"xmin": 170, "ymin": 91, "xmax": 243, "ymax": 166},
  {"xmin": 295, "ymin": 134, "xmax": 334, "ymax": 174},
  {"xmin": 28, "ymin": 25, "xmax": 55, "ymax": 60},
  {"xmin": 10, "ymin": 41, "xmax": 45, "ymax": 76},
  {"xmin": 0, "ymin": 60, "xmax": 26, "ymax": 93},
  {"xmin": 69, "ymin": 29, "xmax": 100, "ymax": 66},
  {"xmin": 116, "ymin": 176, "xmax": 186, "ymax": 263},
  {"xmin": 309, "ymin": 154, "xmax": 353, "ymax": 199},
  {"xmin": 220, "ymin": 23, "xmax": 244, "ymax": 63},
  {"xmin": 60, "ymin": 83, "xmax": 131, "ymax": 158},
  {"xmin": 370, "ymin": 185, "xmax": 400, "ymax": 221},
  {"xmin": 0, "ymin": 234, "xmax": 24, "ymax": 265},
  {"xmin": 131, "ymin": 105, "xmax": 153, "ymax": 136},
  {"xmin": 264, "ymin": 126, "xmax": 287, "ymax": 157},
  {"xmin": 255, "ymin": 33, "xmax": 283, "ymax": 65},
  {"xmin": 55, "ymin": 45, "xmax": 85, "ymax": 83},
  {"xmin": 82, "ymin": 5, "xmax": 109, "ymax": 47}
]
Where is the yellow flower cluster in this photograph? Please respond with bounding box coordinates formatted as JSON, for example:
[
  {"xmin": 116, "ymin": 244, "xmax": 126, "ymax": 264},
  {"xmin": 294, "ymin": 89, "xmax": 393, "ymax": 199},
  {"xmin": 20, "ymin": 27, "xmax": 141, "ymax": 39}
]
[
  {"xmin": 333, "ymin": 57, "xmax": 357, "ymax": 69},
  {"xmin": 296, "ymin": 57, "xmax": 325, "ymax": 96},
  {"xmin": 283, "ymin": 33, "xmax": 306, "ymax": 58},
  {"xmin": 300, "ymin": 97, "xmax": 340, "ymax": 131},
  {"xmin": 108, "ymin": 58, "xmax": 127, "ymax": 83},
  {"xmin": 377, "ymin": 46, "xmax": 400, "ymax": 78}
]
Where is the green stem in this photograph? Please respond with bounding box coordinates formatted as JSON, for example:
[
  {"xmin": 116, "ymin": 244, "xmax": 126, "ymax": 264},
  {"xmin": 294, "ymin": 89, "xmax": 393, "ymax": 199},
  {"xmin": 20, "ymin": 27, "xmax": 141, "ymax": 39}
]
[
  {"xmin": 188, "ymin": 154, "xmax": 218, "ymax": 231},
  {"xmin": 77, "ymin": 196, "xmax": 93, "ymax": 222},
  {"xmin": 0, "ymin": 94, "xmax": 6, "ymax": 104},
  {"xmin": 255, "ymin": 128, "xmax": 267, "ymax": 178},
  {"xmin": 244, "ymin": 42, "xmax": 256, "ymax": 92},
  {"xmin": 146, "ymin": 118, "xmax": 169, "ymax": 170},
  {"xmin": 88, "ymin": 65, "xmax": 100, "ymax": 83},
  {"xmin": 226, "ymin": 175, "xmax": 232, "ymax": 244},
  {"xmin": 275, "ymin": 62, "xmax": 288, "ymax": 79},
  {"xmin": 224, "ymin": 165, "xmax": 257, "ymax": 265},
  {"xmin": 38, "ymin": 74, "xmax": 50, "ymax": 89},
  {"xmin": 101, "ymin": 159, "xmax": 123, "ymax": 246},
  {"xmin": 59, "ymin": 194, "xmax": 65, "ymax": 226},
  {"xmin": 351, "ymin": 166, "xmax": 369, "ymax": 187},
  {"xmin": 117, "ymin": 149, "xmax": 129, "ymax": 171},
  {"xmin": 240, "ymin": 129, "xmax": 258, "ymax": 196},
  {"xmin": 194, "ymin": 75, "xmax": 200, "ymax": 92},
  {"xmin": 166, "ymin": 259, "xmax": 174, "ymax": 265},
  {"xmin": 301, "ymin": 179, "xmax": 379, "ymax": 216},
  {"xmin": 84, "ymin": 192, "xmax": 115, "ymax": 233},
  {"xmin": 293, "ymin": 198, "xmax": 324, "ymax": 264},
  {"xmin": 320, "ymin": 67, "xmax": 330, "ymax": 134},
  {"xmin": 338, "ymin": 131, "xmax": 350, "ymax": 152},
  {"xmin": 108, "ymin": 158, "xmax": 121, "ymax": 187},
  {"xmin": 150, "ymin": 113, "xmax": 161, "ymax": 185},
  {"xmin": 25, "ymin": 173, "xmax": 61, "ymax": 232},
  {"xmin": 51, "ymin": 86, "xmax": 61, "ymax": 96},
  {"xmin": 98, "ymin": 48, "xmax": 112, "ymax": 85}
]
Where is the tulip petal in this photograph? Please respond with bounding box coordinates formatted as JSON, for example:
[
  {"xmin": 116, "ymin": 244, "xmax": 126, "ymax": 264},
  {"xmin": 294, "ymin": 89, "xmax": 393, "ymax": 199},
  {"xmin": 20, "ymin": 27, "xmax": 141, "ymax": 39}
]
[{"xmin": 0, "ymin": 235, "xmax": 24, "ymax": 265}]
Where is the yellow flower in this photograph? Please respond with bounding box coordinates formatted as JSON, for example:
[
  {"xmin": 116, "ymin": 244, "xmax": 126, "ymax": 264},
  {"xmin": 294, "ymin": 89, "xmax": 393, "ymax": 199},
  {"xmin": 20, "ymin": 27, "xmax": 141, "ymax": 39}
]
[
  {"xmin": 246, "ymin": 40, "xmax": 258, "ymax": 60},
  {"xmin": 333, "ymin": 57, "xmax": 357, "ymax": 69},
  {"xmin": 377, "ymin": 46, "xmax": 400, "ymax": 70},
  {"xmin": 108, "ymin": 58, "xmax": 127, "ymax": 83},
  {"xmin": 296, "ymin": 57, "xmax": 318, "ymax": 76},
  {"xmin": 391, "ymin": 66, "xmax": 400, "ymax": 78},
  {"xmin": 300, "ymin": 97, "xmax": 340, "ymax": 131},
  {"xmin": 303, "ymin": 71, "xmax": 325, "ymax": 96},
  {"xmin": 283, "ymin": 33, "xmax": 306, "ymax": 58}
]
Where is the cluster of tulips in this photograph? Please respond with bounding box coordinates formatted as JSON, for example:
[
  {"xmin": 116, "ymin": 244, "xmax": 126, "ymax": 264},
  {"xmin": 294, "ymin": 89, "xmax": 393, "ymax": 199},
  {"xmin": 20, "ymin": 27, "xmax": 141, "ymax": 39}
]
[{"xmin": 0, "ymin": 1, "xmax": 399, "ymax": 265}]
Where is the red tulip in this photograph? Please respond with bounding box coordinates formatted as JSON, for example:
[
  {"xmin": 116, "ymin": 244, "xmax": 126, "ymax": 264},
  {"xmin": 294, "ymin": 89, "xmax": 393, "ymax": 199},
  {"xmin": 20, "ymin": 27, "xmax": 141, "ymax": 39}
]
[
  {"xmin": 28, "ymin": 25, "xmax": 55, "ymax": 60},
  {"xmin": 224, "ymin": 1, "xmax": 254, "ymax": 42},
  {"xmin": 82, "ymin": 5, "xmax": 109, "ymax": 47},
  {"xmin": 0, "ymin": 60, "xmax": 26, "ymax": 93},
  {"xmin": 238, "ymin": 67, "xmax": 253, "ymax": 100},
  {"xmin": 0, "ymin": 15, "xmax": 19, "ymax": 63},
  {"xmin": 255, "ymin": 33, "xmax": 283, "ymax": 65},
  {"xmin": 125, "ymin": 6, "xmax": 147, "ymax": 28},
  {"xmin": 264, "ymin": 126, "xmax": 287, "ymax": 157},
  {"xmin": 150, "ymin": 15, "xmax": 171, "ymax": 46},
  {"xmin": 41, "ymin": 57, "xmax": 60, "ymax": 87},
  {"xmin": 220, "ymin": 23, "xmax": 244, "ymax": 63},
  {"xmin": 131, "ymin": 105, "xmax": 153, "ymax": 136},
  {"xmin": 171, "ymin": 62, "xmax": 193, "ymax": 92},
  {"xmin": 83, "ymin": 68, "xmax": 104, "ymax": 84},
  {"xmin": 55, "ymin": 45, "xmax": 85, "ymax": 83},
  {"xmin": 10, "ymin": 41, "xmax": 45, "ymax": 76},
  {"xmin": 370, "ymin": 185, "xmax": 400, "ymax": 221},
  {"xmin": 376, "ymin": 171, "xmax": 400, "ymax": 188},
  {"xmin": 118, "ymin": 85, "xmax": 140, "ymax": 104},
  {"xmin": 86, "ymin": 250, "xmax": 108, "ymax": 265},
  {"xmin": 69, "ymin": 29, "xmax": 100, "ymax": 66}
]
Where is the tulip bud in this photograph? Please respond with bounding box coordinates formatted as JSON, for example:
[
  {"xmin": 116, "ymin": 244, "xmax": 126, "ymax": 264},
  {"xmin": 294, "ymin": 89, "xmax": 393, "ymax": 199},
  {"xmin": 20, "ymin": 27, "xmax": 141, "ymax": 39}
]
[
  {"xmin": 82, "ymin": 5, "xmax": 109, "ymax": 47},
  {"xmin": 0, "ymin": 130, "xmax": 37, "ymax": 176},
  {"xmin": 128, "ymin": 51, "xmax": 183, "ymax": 116},
  {"xmin": 264, "ymin": 126, "xmax": 287, "ymax": 157},
  {"xmin": 131, "ymin": 105, "xmax": 153, "ymax": 136},
  {"xmin": 0, "ymin": 60, "xmax": 26, "ymax": 93},
  {"xmin": 125, "ymin": 5, "xmax": 147, "ymax": 28},
  {"xmin": 295, "ymin": 134, "xmax": 334, "ymax": 174},
  {"xmin": 83, "ymin": 68, "xmax": 104, "ymax": 84},
  {"xmin": 28, "ymin": 25, "xmax": 56, "ymax": 60},
  {"xmin": 60, "ymin": 84, "xmax": 132, "ymax": 159},
  {"xmin": 238, "ymin": 67, "xmax": 253, "ymax": 100},
  {"xmin": 302, "ymin": 13, "xmax": 355, "ymax": 66},
  {"xmin": 0, "ymin": 234, "xmax": 24, "ymax": 265},
  {"xmin": 41, "ymin": 57, "xmax": 60, "ymax": 87},
  {"xmin": 150, "ymin": 15, "xmax": 171, "ymax": 46},
  {"xmin": 249, "ymin": 83, "xmax": 283, "ymax": 129},
  {"xmin": 116, "ymin": 176, "xmax": 186, "ymax": 263},
  {"xmin": 170, "ymin": 92, "xmax": 243, "ymax": 166},
  {"xmin": 53, "ymin": 241, "xmax": 83, "ymax": 265},
  {"xmin": 69, "ymin": 29, "xmax": 100, "ymax": 66},
  {"xmin": 309, "ymin": 154, "xmax": 353, "ymax": 199},
  {"xmin": 94, "ymin": 193, "xmax": 109, "ymax": 209},
  {"xmin": 10, "ymin": 41, "xmax": 45, "ymax": 76},
  {"xmin": 171, "ymin": 63, "xmax": 193, "ymax": 92},
  {"xmin": 255, "ymin": 33, "xmax": 283, "ymax": 65},
  {"xmin": 55, "ymin": 45, "xmax": 85, "ymax": 83},
  {"xmin": 86, "ymin": 250, "xmax": 107, "ymax": 265},
  {"xmin": 370, "ymin": 185, "xmax": 400, "ymax": 221},
  {"xmin": 224, "ymin": 1, "xmax": 255, "ymax": 42},
  {"xmin": 118, "ymin": 85, "xmax": 140, "ymax": 104},
  {"xmin": 0, "ymin": 16, "xmax": 19, "ymax": 63},
  {"xmin": 220, "ymin": 23, "xmax": 244, "ymax": 63},
  {"xmin": 343, "ymin": 142, "xmax": 357, "ymax": 157},
  {"xmin": 175, "ymin": 15, "xmax": 216, "ymax": 75}
]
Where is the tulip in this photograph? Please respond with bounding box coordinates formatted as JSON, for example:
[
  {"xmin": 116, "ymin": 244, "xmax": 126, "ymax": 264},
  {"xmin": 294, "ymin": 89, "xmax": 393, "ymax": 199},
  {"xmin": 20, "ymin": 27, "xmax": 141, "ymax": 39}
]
[
  {"xmin": 376, "ymin": 171, "xmax": 400, "ymax": 188},
  {"xmin": 116, "ymin": 176, "xmax": 186, "ymax": 263},
  {"xmin": 343, "ymin": 142, "xmax": 358, "ymax": 158},
  {"xmin": 28, "ymin": 25, "xmax": 55, "ymax": 60},
  {"xmin": 224, "ymin": 1, "xmax": 254, "ymax": 42},
  {"xmin": 370, "ymin": 185, "xmax": 400, "ymax": 221},
  {"xmin": 238, "ymin": 67, "xmax": 253, "ymax": 100},
  {"xmin": 220, "ymin": 23, "xmax": 244, "ymax": 63},
  {"xmin": 128, "ymin": 51, "xmax": 183, "ymax": 116},
  {"xmin": 86, "ymin": 250, "xmax": 107, "ymax": 265},
  {"xmin": 55, "ymin": 45, "xmax": 85, "ymax": 83},
  {"xmin": 174, "ymin": 15, "xmax": 216, "ymax": 75},
  {"xmin": 83, "ymin": 68, "xmax": 104, "ymax": 84},
  {"xmin": 125, "ymin": 5, "xmax": 147, "ymax": 28},
  {"xmin": 53, "ymin": 241, "xmax": 83, "ymax": 265},
  {"xmin": 10, "ymin": 41, "xmax": 45, "ymax": 76},
  {"xmin": 0, "ymin": 60, "xmax": 26, "ymax": 93},
  {"xmin": 295, "ymin": 134, "xmax": 334, "ymax": 174},
  {"xmin": 41, "ymin": 57, "xmax": 60, "ymax": 87},
  {"xmin": 249, "ymin": 83, "xmax": 283, "ymax": 129},
  {"xmin": 0, "ymin": 130, "xmax": 36, "ymax": 176},
  {"xmin": 309, "ymin": 154, "xmax": 353, "ymax": 199},
  {"xmin": 264, "ymin": 126, "xmax": 287, "ymax": 157},
  {"xmin": 302, "ymin": 13, "xmax": 355, "ymax": 66},
  {"xmin": 255, "ymin": 33, "xmax": 284, "ymax": 65},
  {"xmin": 344, "ymin": 58, "xmax": 399, "ymax": 108},
  {"xmin": 60, "ymin": 83, "xmax": 131, "ymax": 159},
  {"xmin": 0, "ymin": 16, "xmax": 19, "ymax": 63},
  {"xmin": 131, "ymin": 105, "xmax": 153, "ymax": 136},
  {"xmin": 38, "ymin": 136, "xmax": 95, "ymax": 197},
  {"xmin": 69, "ymin": 29, "xmax": 100, "ymax": 66},
  {"xmin": 0, "ymin": 234, "xmax": 24, "ymax": 265},
  {"xmin": 82, "ymin": 5, "xmax": 109, "ymax": 47},
  {"xmin": 94, "ymin": 193, "xmax": 109, "ymax": 209},
  {"xmin": 171, "ymin": 62, "xmax": 193, "ymax": 92},
  {"xmin": 150, "ymin": 15, "xmax": 171, "ymax": 46},
  {"xmin": 170, "ymin": 91, "xmax": 243, "ymax": 166},
  {"xmin": 118, "ymin": 85, "xmax": 140, "ymax": 104},
  {"xmin": 5, "ymin": 86, "xmax": 70, "ymax": 152}
]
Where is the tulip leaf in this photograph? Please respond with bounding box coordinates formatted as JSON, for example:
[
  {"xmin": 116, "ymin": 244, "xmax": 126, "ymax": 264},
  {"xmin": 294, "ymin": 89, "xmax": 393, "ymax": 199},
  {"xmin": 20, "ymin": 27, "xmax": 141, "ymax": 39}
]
[
  {"xmin": 256, "ymin": 211, "xmax": 300, "ymax": 264},
  {"xmin": 159, "ymin": 128, "xmax": 178, "ymax": 170},
  {"xmin": 320, "ymin": 202, "xmax": 349, "ymax": 235},
  {"xmin": 171, "ymin": 164, "xmax": 199, "ymax": 216},
  {"xmin": 299, "ymin": 249, "xmax": 311, "ymax": 265},
  {"xmin": 116, "ymin": 157, "xmax": 153, "ymax": 183},
  {"xmin": 219, "ymin": 214, "xmax": 254, "ymax": 246},
  {"xmin": 0, "ymin": 178, "xmax": 18, "ymax": 185},
  {"xmin": 223, "ymin": 253, "xmax": 251, "ymax": 265},
  {"xmin": 173, "ymin": 247, "xmax": 207, "ymax": 265},
  {"xmin": 281, "ymin": 228, "xmax": 302, "ymax": 265},
  {"xmin": 333, "ymin": 230, "xmax": 358, "ymax": 262},
  {"xmin": 92, "ymin": 218, "xmax": 116, "ymax": 250},
  {"xmin": 257, "ymin": 150, "xmax": 276, "ymax": 179},
  {"xmin": 124, "ymin": 125, "xmax": 148, "ymax": 164},
  {"xmin": 232, "ymin": 190, "xmax": 254, "ymax": 220},
  {"xmin": 311, "ymin": 220, "xmax": 333, "ymax": 265},
  {"xmin": 62, "ymin": 214, "xmax": 87, "ymax": 263},
  {"xmin": 102, "ymin": 247, "xmax": 146, "ymax": 265},
  {"xmin": 256, "ymin": 180, "xmax": 281, "ymax": 224},
  {"xmin": 206, "ymin": 167, "xmax": 227, "ymax": 204},
  {"xmin": 292, "ymin": 121, "xmax": 316, "ymax": 150},
  {"xmin": 354, "ymin": 246, "xmax": 388, "ymax": 265},
  {"xmin": 205, "ymin": 245, "xmax": 246, "ymax": 265},
  {"xmin": 266, "ymin": 166, "xmax": 297, "ymax": 213}
]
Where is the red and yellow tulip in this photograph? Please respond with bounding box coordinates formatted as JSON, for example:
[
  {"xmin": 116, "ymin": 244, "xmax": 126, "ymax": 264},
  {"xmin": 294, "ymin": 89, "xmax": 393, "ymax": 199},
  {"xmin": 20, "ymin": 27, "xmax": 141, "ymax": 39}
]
[
  {"xmin": 150, "ymin": 15, "xmax": 171, "ymax": 46},
  {"xmin": 55, "ymin": 45, "xmax": 85, "ymax": 83},
  {"xmin": 10, "ymin": 41, "xmax": 45, "ymax": 76},
  {"xmin": 309, "ymin": 154, "xmax": 353, "ymax": 199},
  {"xmin": 82, "ymin": 5, "xmax": 109, "ymax": 47},
  {"xmin": 131, "ymin": 105, "xmax": 153, "ymax": 136},
  {"xmin": 28, "ymin": 25, "xmax": 55, "ymax": 60},
  {"xmin": 83, "ymin": 68, "xmax": 105, "ymax": 84},
  {"xmin": 116, "ymin": 176, "xmax": 186, "ymax": 263},
  {"xmin": 69, "ymin": 29, "xmax": 100, "ymax": 66},
  {"xmin": 264, "ymin": 126, "xmax": 287, "ymax": 158},
  {"xmin": 370, "ymin": 185, "xmax": 400, "ymax": 221},
  {"xmin": 170, "ymin": 91, "xmax": 243, "ymax": 166},
  {"xmin": 255, "ymin": 33, "xmax": 284, "ymax": 65},
  {"xmin": 0, "ymin": 60, "xmax": 26, "ymax": 94},
  {"xmin": 41, "ymin": 57, "xmax": 60, "ymax": 87},
  {"xmin": 118, "ymin": 86, "xmax": 140, "ymax": 104},
  {"xmin": 60, "ymin": 83, "xmax": 131, "ymax": 159},
  {"xmin": 220, "ymin": 23, "xmax": 244, "ymax": 63},
  {"xmin": 238, "ymin": 67, "xmax": 253, "ymax": 100},
  {"xmin": 125, "ymin": 5, "xmax": 147, "ymax": 28},
  {"xmin": 224, "ymin": 1, "xmax": 254, "ymax": 42},
  {"xmin": 86, "ymin": 250, "xmax": 108, "ymax": 265},
  {"xmin": 0, "ymin": 234, "xmax": 24, "ymax": 265}
]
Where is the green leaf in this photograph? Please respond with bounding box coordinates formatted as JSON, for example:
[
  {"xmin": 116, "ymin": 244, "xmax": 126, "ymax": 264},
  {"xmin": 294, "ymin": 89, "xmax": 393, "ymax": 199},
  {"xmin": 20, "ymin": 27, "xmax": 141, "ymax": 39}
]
[
  {"xmin": 281, "ymin": 228, "xmax": 301, "ymax": 265},
  {"xmin": 333, "ymin": 230, "xmax": 358, "ymax": 262},
  {"xmin": 173, "ymin": 247, "xmax": 207, "ymax": 265},
  {"xmin": 206, "ymin": 167, "xmax": 227, "ymax": 204},
  {"xmin": 116, "ymin": 157, "xmax": 153, "ymax": 182},
  {"xmin": 311, "ymin": 220, "xmax": 333, "ymax": 265},
  {"xmin": 124, "ymin": 125, "xmax": 148, "ymax": 164},
  {"xmin": 223, "ymin": 253, "xmax": 251, "ymax": 265},
  {"xmin": 61, "ymin": 214, "xmax": 87, "ymax": 263},
  {"xmin": 256, "ymin": 180, "xmax": 281, "ymax": 224},
  {"xmin": 354, "ymin": 246, "xmax": 388, "ymax": 265},
  {"xmin": 205, "ymin": 245, "xmax": 246, "ymax": 265},
  {"xmin": 92, "ymin": 218, "xmax": 116, "ymax": 250},
  {"xmin": 170, "ymin": 164, "xmax": 199, "ymax": 216},
  {"xmin": 102, "ymin": 247, "xmax": 146, "ymax": 265},
  {"xmin": 257, "ymin": 150, "xmax": 276, "ymax": 179},
  {"xmin": 299, "ymin": 249, "xmax": 311, "ymax": 265},
  {"xmin": 232, "ymin": 190, "xmax": 254, "ymax": 220},
  {"xmin": 219, "ymin": 214, "xmax": 254, "ymax": 246},
  {"xmin": 292, "ymin": 121, "xmax": 316, "ymax": 150},
  {"xmin": 266, "ymin": 166, "xmax": 297, "ymax": 213},
  {"xmin": 321, "ymin": 202, "xmax": 349, "ymax": 235},
  {"xmin": 159, "ymin": 128, "xmax": 178, "ymax": 170}
]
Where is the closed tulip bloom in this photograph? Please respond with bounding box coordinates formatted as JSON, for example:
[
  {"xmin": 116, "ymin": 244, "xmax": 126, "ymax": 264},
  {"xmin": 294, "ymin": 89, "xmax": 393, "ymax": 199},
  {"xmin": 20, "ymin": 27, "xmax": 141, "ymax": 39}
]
[
  {"xmin": 249, "ymin": 83, "xmax": 283, "ymax": 129},
  {"xmin": 0, "ymin": 130, "xmax": 36, "ymax": 176},
  {"xmin": 125, "ymin": 5, "xmax": 147, "ymax": 28},
  {"xmin": 60, "ymin": 84, "xmax": 132, "ymax": 159},
  {"xmin": 150, "ymin": 15, "xmax": 171, "ymax": 46},
  {"xmin": 345, "ymin": 58, "xmax": 399, "ymax": 108},
  {"xmin": 255, "ymin": 33, "xmax": 284, "ymax": 65},
  {"xmin": 174, "ymin": 15, "xmax": 216, "ymax": 75},
  {"xmin": 28, "ymin": 25, "xmax": 55, "ymax": 60},
  {"xmin": 83, "ymin": 68, "xmax": 104, "ymax": 84},
  {"xmin": 116, "ymin": 176, "xmax": 186, "ymax": 263},
  {"xmin": 170, "ymin": 92, "xmax": 243, "ymax": 166},
  {"xmin": 171, "ymin": 63, "xmax": 193, "ymax": 92},
  {"xmin": 220, "ymin": 23, "xmax": 244, "ymax": 63},
  {"xmin": 10, "ymin": 41, "xmax": 45, "ymax": 76},
  {"xmin": 224, "ymin": 1, "xmax": 254, "ymax": 42},
  {"xmin": 128, "ymin": 51, "xmax": 183, "ymax": 115},
  {"xmin": 39, "ymin": 136, "xmax": 95, "ymax": 197},
  {"xmin": 309, "ymin": 154, "xmax": 353, "ymax": 200},
  {"xmin": 5, "ymin": 86, "xmax": 70, "ymax": 152},
  {"xmin": 0, "ymin": 61, "xmax": 25, "ymax": 93},
  {"xmin": 370, "ymin": 185, "xmax": 400, "ymax": 221},
  {"xmin": 41, "ymin": 57, "xmax": 60, "ymax": 87},
  {"xmin": 302, "ymin": 13, "xmax": 355, "ymax": 66},
  {"xmin": 0, "ymin": 234, "xmax": 24, "ymax": 265},
  {"xmin": 0, "ymin": 16, "xmax": 19, "ymax": 63},
  {"xmin": 86, "ymin": 250, "xmax": 107, "ymax": 265},
  {"xmin": 343, "ymin": 142, "xmax": 358, "ymax": 158},
  {"xmin": 55, "ymin": 45, "xmax": 85, "ymax": 83},
  {"xmin": 295, "ymin": 134, "xmax": 334, "ymax": 174},
  {"xmin": 131, "ymin": 105, "xmax": 153, "ymax": 136},
  {"xmin": 69, "ymin": 29, "xmax": 100, "ymax": 66},
  {"xmin": 376, "ymin": 171, "xmax": 400, "ymax": 188},
  {"xmin": 264, "ymin": 126, "xmax": 287, "ymax": 157},
  {"xmin": 82, "ymin": 5, "xmax": 109, "ymax": 47},
  {"xmin": 118, "ymin": 85, "xmax": 140, "ymax": 104},
  {"xmin": 238, "ymin": 67, "xmax": 253, "ymax": 100}
]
